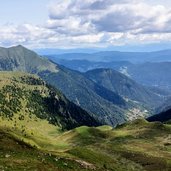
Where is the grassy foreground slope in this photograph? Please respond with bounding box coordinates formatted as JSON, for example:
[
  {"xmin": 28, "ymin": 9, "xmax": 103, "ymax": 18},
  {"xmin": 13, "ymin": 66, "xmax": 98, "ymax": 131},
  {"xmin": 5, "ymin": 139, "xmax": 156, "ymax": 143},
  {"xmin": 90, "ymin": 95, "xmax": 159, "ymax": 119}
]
[
  {"xmin": 1, "ymin": 72, "xmax": 171, "ymax": 170},
  {"xmin": 1, "ymin": 119, "xmax": 171, "ymax": 171}
]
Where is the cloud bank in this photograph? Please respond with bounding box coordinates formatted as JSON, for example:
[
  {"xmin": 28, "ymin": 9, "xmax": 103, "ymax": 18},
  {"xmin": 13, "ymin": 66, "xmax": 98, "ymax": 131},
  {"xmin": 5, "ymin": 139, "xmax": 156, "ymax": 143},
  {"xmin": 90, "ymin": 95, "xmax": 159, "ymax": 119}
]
[{"xmin": 1, "ymin": 0, "xmax": 171, "ymax": 48}]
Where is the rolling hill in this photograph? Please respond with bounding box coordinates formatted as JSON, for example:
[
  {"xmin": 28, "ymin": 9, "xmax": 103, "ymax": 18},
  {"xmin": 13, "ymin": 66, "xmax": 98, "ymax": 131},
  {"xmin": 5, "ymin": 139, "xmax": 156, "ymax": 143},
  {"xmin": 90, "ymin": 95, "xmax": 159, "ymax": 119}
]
[{"xmin": 1, "ymin": 116, "xmax": 171, "ymax": 170}]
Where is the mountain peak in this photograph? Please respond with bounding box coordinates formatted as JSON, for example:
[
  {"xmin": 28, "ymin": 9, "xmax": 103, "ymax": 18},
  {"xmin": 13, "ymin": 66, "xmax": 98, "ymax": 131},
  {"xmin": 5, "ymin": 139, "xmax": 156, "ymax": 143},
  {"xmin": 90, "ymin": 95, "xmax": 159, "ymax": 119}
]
[
  {"xmin": 10, "ymin": 45, "xmax": 30, "ymax": 51},
  {"xmin": 15, "ymin": 44, "xmax": 26, "ymax": 49},
  {"xmin": 0, "ymin": 45, "xmax": 26, "ymax": 50},
  {"xmin": 15, "ymin": 44, "xmax": 24, "ymax": 48},
  {"xmin": 0, "ymin": 45, "xmax": 58, "ymax": 73}
]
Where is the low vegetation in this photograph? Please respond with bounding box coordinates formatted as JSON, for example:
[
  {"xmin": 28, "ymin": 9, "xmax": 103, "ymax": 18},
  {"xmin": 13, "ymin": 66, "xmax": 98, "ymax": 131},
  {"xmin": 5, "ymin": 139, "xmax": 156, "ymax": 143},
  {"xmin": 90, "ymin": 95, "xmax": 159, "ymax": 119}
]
[
  {"xmin": 1, "ymin": 72, "xmax": 171, "ymax": 171},
  {"xmin": 1, "ymin": 118, "xmax": 171, "ymax": 171}
]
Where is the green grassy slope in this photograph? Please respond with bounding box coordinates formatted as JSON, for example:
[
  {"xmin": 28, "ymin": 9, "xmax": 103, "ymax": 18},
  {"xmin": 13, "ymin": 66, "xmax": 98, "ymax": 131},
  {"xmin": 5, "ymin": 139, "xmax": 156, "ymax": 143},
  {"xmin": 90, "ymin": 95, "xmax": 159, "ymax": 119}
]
[
  {"xmin": 1, "ymin": 72, "xmax": 171, "ymax": 171},
  {"xmin": 0, "ymin": 71, "xmax": 100, "ymax": 130},
  {"xmin": 1, "ymin": 118, "xmax": 171, "ymax": 171},
  {"xmin": 0, "ymin": 129, "xmax": 98, "ymax": 171}
]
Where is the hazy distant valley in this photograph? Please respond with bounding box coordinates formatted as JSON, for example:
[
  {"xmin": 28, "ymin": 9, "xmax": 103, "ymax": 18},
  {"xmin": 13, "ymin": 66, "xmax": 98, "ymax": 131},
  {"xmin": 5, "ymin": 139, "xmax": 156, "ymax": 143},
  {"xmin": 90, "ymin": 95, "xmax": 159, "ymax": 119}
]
[{"xmin": 48, "ymin": 51, "xmax": 171, "ymax": 91}]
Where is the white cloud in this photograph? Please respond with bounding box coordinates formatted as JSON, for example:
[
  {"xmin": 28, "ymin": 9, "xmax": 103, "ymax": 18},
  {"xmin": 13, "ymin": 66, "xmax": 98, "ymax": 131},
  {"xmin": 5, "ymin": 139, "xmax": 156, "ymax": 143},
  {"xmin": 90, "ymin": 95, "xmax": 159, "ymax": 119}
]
[
  {"xmin": 1, "ymin": 0, "xmax": 171, "ymax": 48},
  {"xmin": 46, "ymin": 0, "xmax": 171, "ymax": 46},
  {"xmin": 0, "ymin": 24, "xmax": 55, "ymax": 47}
]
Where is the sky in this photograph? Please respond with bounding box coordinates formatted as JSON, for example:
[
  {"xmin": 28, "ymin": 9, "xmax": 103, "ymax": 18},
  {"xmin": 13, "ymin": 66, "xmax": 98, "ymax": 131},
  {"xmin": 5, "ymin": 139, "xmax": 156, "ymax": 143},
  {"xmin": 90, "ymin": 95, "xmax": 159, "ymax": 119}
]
[{"xmin": 1, "ymin": 0, "xmax": 171, "ymax": 50}]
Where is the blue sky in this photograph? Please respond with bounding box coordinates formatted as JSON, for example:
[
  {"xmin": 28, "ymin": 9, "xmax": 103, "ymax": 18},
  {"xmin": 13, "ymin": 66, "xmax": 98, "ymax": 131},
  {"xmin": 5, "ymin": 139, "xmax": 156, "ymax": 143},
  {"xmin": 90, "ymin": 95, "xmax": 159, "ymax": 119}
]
[
  {"xmin": 1, "ymin": 0, "xmax": 171, "ymax": 50},
  {"xmin": 0, "ymin": 0, "xmax": 49, "ymax": 24}
]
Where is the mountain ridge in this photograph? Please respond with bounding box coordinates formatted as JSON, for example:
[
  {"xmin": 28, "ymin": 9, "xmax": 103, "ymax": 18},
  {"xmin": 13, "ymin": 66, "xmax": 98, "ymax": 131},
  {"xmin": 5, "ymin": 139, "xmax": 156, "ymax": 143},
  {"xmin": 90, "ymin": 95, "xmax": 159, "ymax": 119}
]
[
  {"xmin": 0, "ymin": 71, "xmax": 100, "ymax": 130},
  {"xmin": 0, "ymin": 45, "xmax": 128, "ymax": 126},
  {"xmin": 0, "ymin": 45, "xmax": 164, "ymax": 126},
  {"xmin": 85, "ymin": 68, "xmax": 164, "ymax": 108},
  {"xmin": 0, "ymin": 45, "xmax": 58, "ymax": 73},
  {"xmin": 45, "ymin": 49, "xmax": 171, "ymax": 63}
]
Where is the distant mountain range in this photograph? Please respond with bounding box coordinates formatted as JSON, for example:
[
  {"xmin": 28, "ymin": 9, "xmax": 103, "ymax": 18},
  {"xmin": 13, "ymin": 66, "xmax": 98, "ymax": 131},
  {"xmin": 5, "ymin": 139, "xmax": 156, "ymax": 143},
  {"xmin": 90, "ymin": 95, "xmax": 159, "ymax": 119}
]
[
  {"xmin": 46, "ymin": 49, "xmax": 171, "ymax": 91},
  {"xmin": 126, "ymin": 62, "xmax": 171, "ymax": 91},
  {"xmin": 35, "ymin": 48, "xmax": 99, "ymax": 55},
  {"xmin": 0, "ymin": 45, "xmax": 165, "ymax": 126},
  {"xmin": 85, "ymin": 68, "xmax": 163, "ymax": 108},
  {"xmin": 50, "ymin": 58, "xmax": 171, "ymax": 91},
  {"xmin": 46, "ymin": 49, "xmax": 171, "ymax": 63},
  {"xmin": 53, "ymin": 59, "xmax": 132, "ymax": 72}
]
